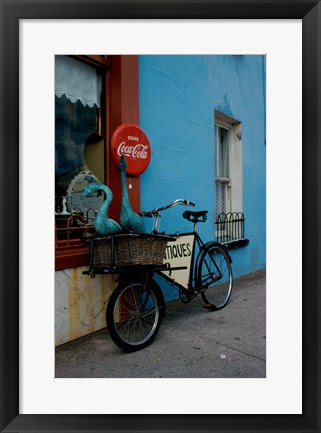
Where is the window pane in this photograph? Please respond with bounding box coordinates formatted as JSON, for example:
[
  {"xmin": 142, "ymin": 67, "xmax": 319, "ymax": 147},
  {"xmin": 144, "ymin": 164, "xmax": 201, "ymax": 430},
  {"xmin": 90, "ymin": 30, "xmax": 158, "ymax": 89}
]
[
  {"xmin": 216, "ymin": 181, "xmax": 226, "ymax": 216},
  {"xmin": 217, "ymin": 126, "xmax": 229, "ymax": 178},
  {"xmin": 55, "ymin": 57, "xmax": 105, "ymax": 216},
  {"xmin": 215, "ymin": 125, "xmax": 230, "ymax": 217},
  {"xmin": 55, "ymin": 95, "xmax": 97, "ymax": 180}
]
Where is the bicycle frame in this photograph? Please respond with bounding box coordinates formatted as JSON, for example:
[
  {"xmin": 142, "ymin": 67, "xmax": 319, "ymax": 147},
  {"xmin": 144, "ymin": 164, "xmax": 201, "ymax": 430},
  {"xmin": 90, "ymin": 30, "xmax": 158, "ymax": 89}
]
[{"xmin": 140, "ymin": 198, "xmax": 232, "ymax": 300}]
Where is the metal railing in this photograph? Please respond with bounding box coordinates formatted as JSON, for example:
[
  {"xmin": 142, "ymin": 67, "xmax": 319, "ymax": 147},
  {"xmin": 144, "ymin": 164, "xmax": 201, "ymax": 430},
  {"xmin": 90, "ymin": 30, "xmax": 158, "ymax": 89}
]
[
  {"xmin": 215, "ymin": 212, "xmax": 245, "ymax": 243},
  {"xmin": 55, "ymin": 211, "xmax": 96, "ymax": 249}
]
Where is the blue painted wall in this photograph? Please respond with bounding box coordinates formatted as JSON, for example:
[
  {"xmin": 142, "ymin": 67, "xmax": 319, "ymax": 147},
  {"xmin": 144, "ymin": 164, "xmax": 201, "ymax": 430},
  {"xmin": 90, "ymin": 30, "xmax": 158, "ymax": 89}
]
[{"xmin": 139, "ymin": 55, "xmax": 266, "ymax": 300}]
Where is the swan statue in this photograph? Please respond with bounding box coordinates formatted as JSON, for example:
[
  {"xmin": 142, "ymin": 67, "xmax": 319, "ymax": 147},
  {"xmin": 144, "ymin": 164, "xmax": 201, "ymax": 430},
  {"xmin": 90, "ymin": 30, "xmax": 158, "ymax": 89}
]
[
  {"xmin": 81, "ymin": 182, "xmax": 122, "ymax": 236},
  {"xmin": 119, "ymin": 154, "xmax": 145, "ymax": 233}
]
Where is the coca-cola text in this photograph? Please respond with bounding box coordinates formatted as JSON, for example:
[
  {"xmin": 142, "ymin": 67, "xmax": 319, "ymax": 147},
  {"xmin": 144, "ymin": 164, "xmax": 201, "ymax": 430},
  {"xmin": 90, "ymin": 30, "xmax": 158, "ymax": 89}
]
[{"xmin": 117, "ymin": 142, "xmax": 149, "ymax": 159}]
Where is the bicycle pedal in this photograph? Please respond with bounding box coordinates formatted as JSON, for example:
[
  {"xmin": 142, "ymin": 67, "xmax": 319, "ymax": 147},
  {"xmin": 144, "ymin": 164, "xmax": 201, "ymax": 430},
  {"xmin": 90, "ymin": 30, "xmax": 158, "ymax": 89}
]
[{"xmin": 203, "ymin": 303, "xmax": 216, "ymax": 311}]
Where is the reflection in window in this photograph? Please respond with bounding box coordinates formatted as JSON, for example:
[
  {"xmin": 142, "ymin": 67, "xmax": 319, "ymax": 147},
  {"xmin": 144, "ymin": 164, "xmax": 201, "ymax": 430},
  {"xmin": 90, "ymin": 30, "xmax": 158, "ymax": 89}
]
[
  {"xmin": 55, "ymin": 95, "xmax": 98, "ymax": 178},
  {"xmin": 55, "ymin": 56, "xmax": 105, "ymax": 215}
]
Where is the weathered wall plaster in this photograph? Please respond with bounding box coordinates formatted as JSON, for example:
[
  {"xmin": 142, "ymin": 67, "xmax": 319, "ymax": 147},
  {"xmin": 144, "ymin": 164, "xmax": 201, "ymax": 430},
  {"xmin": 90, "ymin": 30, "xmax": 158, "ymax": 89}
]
[{"xmin": 55, "ymin": 267, "xmax": 117, "ymax": 346}]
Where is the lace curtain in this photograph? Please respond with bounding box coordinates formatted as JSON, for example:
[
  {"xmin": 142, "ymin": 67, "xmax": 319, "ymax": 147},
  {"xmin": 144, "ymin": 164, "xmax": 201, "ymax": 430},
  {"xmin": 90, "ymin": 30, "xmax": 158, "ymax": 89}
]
[{"xmin": 55, "ymin": 55, "xmax": 102, "ymax": 108}]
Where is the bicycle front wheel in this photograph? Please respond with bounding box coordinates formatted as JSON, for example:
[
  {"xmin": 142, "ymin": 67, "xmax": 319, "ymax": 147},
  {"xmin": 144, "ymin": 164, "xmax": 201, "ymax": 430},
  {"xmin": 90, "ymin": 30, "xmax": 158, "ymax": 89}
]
[
  {"xmin": 196, "ymin": 243, "xmax": 233, "ymax": 310},
  {"xmin": 106, "ymin": 278, "xmax": 163, "ymax": 352}
]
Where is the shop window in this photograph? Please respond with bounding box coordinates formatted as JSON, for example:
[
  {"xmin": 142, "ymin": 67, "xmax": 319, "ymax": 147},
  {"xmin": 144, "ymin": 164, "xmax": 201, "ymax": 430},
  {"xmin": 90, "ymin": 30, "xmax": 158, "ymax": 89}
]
[
  {"xmin": 214, "ymin": 110, "xmax": 249, "ymax": 249},
  {"xmin": 55, "ymin": 56, "xmax": 105, "ymax": 213},
  {"xmin": 55, "ymin": 55, "xmax": 141, "ymax": 270},
  {"xmin": 55, "ymin": 55, "xmax": 107, "ymax": 269}
]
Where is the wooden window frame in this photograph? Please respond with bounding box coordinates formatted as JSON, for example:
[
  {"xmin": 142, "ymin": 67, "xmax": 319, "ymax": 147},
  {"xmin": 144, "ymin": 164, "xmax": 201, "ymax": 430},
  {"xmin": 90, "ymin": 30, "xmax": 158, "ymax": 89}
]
[{"xmin": 55, "ymin": 55, "xmax": 140, "ymax": 270}]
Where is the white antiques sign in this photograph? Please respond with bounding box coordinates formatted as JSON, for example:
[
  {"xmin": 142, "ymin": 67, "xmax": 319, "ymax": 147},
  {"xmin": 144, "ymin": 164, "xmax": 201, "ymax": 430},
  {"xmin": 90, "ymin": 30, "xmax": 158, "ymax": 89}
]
[{"xmin": 162, "ymin": 234, "xmax": 195, "ymax": 289}]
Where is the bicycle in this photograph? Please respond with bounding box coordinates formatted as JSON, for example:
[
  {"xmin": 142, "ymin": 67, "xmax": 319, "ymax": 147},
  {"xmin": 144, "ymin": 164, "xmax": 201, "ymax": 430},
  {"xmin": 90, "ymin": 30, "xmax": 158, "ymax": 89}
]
[{"xmin": 102, "ymin": 199, "xmax": 233, "ymax": 352}]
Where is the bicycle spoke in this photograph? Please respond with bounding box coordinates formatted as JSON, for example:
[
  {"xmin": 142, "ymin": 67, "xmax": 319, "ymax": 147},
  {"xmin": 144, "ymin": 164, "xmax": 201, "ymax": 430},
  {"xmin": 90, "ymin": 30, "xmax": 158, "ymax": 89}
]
[{"xmin": 112, "ymin": 284, "xmax": 160, "ymax": 347}]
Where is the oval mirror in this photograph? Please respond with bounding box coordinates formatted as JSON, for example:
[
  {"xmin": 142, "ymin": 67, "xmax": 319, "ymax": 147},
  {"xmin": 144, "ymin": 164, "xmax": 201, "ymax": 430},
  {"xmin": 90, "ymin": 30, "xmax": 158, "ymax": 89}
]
[{"xmin": 66, "ymin": 171, "xmax": 104, "ymax": 224}]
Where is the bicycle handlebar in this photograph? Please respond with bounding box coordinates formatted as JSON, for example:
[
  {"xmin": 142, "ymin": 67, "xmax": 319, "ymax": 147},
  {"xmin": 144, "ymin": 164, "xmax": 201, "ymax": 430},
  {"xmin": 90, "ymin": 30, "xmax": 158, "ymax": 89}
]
[{"xmin": 140, "ymin": 199, "xmax": 195, "ymax": 218}]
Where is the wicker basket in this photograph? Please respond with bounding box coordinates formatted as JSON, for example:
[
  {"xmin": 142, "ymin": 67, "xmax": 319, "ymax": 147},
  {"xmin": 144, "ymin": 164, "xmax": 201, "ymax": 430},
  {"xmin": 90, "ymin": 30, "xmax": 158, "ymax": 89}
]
[{"xmin": 90, "ymin": 233, "xmax": 171, "ymax": 268}]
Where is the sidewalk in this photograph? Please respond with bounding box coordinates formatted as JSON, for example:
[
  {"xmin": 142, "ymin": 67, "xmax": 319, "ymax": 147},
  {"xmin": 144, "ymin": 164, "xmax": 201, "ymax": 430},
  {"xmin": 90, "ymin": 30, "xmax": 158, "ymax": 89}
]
[{"xmin": 55, "ymin": 269, "xmax": 266, "ymax": 378}]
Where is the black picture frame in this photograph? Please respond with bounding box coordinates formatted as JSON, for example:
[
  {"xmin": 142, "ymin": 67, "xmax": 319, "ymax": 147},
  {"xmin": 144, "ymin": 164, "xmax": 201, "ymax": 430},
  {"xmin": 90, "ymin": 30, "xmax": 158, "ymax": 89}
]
[{"xmin": 1, "ymin": 1, "xmax": 320, "ymax": 432}]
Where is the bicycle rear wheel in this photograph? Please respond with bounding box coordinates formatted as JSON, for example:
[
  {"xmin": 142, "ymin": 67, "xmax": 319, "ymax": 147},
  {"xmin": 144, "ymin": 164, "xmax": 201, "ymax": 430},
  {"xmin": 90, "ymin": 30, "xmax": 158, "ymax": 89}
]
[
  {"xmin": 196, "ymin": 243, "xmax": 233, "ymax": 310},
  {"xmin": 106, "ymin": 277, "xmax": 163, "ymax": 352}
]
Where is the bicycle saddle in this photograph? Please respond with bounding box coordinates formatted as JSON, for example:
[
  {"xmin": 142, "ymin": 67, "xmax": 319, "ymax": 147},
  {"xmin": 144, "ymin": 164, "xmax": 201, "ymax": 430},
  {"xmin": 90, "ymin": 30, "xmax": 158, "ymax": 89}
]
[{"xmin": 183, "ymin": 210, "xmax": 208, "ymax": 223}]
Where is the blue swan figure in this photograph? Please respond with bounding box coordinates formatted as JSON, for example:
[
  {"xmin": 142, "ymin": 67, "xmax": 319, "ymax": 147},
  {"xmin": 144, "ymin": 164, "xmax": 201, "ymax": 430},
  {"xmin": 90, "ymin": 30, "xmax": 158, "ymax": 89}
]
[
  {"xmin": 81, "ymin": 182, "xmax": 122, "ymax": 235},
  {"xmin": 119, "ymin": 155, "xmax": 145, "ymax": 233}
]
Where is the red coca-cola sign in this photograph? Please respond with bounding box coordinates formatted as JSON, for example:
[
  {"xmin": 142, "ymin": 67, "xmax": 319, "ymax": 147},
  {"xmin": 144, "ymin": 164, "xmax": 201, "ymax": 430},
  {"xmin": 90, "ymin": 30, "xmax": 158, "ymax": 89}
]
[{"xmin": 111, "ymin": 123, "xmax": 151, "ymax": 177}]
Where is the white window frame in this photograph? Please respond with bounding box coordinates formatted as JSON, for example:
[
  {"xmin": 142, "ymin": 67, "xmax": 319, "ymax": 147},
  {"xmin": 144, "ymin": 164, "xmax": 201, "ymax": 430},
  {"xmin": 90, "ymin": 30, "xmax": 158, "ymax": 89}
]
[{"xmin": 215, "ymin": 110, "xmax": 243, "ymax": 240}]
